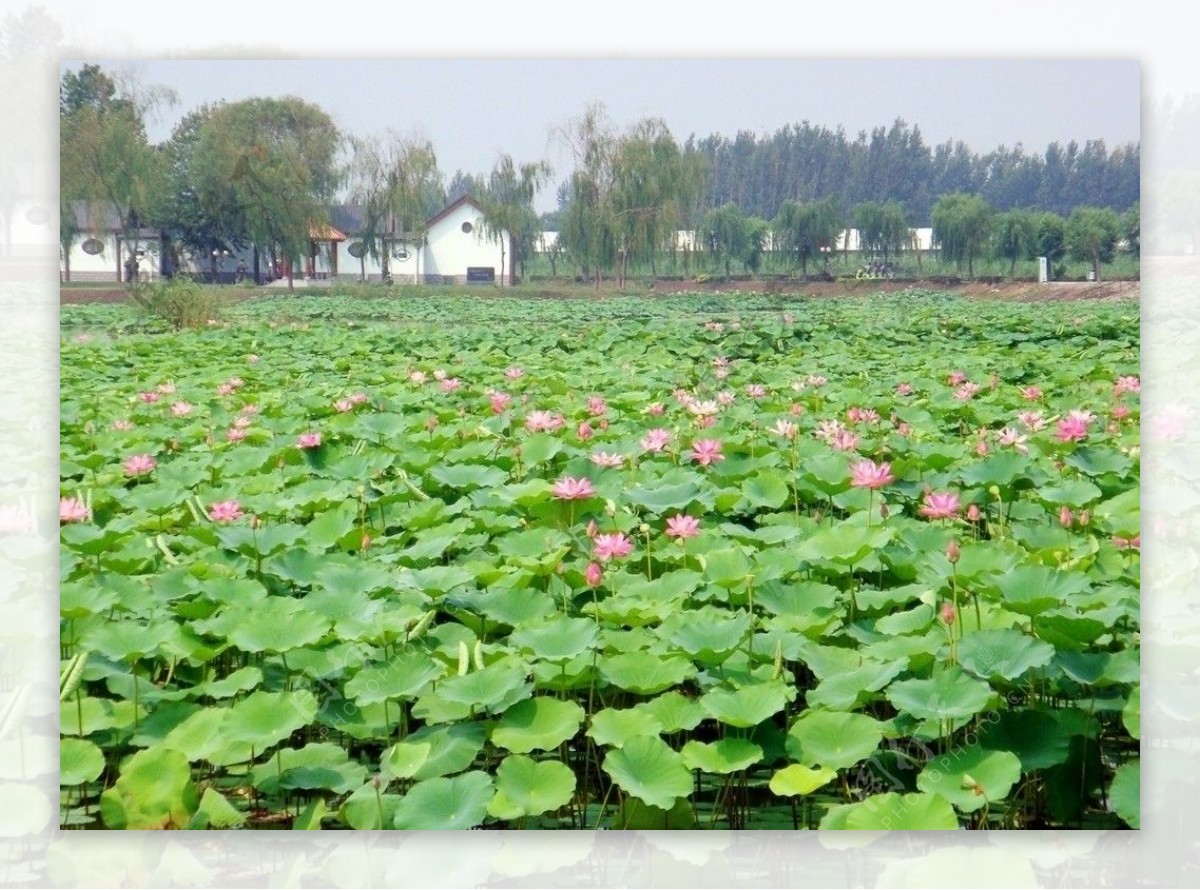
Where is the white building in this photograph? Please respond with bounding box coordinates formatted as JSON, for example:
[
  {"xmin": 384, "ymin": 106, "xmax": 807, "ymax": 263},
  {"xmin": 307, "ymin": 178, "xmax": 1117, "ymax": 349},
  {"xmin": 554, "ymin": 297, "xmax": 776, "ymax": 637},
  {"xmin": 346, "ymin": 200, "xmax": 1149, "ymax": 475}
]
[
  {"xmin": 332, "ymin": 195, "xmax": 513, "ymax": 285},
  {"xmin": 60, "ymin": 202, "xmax": 164, "ymax": 283}
]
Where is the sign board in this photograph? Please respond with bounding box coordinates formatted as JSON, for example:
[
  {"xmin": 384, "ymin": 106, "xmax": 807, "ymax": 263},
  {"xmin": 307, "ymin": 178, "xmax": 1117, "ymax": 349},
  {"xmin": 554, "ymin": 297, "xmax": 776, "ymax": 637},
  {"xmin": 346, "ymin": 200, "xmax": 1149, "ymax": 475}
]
[
  {"xmin": 467, "ymin": 266, "xmax": 495, "ymax": 283},
  {"xmin": 1037, "ymin": 256, "xmax": 1049, "ymax": 284}
]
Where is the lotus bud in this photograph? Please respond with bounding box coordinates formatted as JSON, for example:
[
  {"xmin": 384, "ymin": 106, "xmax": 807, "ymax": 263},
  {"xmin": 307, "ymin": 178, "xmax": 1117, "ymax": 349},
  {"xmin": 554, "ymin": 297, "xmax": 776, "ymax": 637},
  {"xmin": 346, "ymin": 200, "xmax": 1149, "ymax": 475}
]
[
  {"xmin": 1078, "ymin": 510, "xmax": 1091, "ymax": 526},
  {"xmin": 586, "ymin": 519, "xmax": 599, "ymax": 538},
  {"xmin": 639, "ymin": 523, "xmax": 651, "ymax": 535},
  {"xmin": 879, "ymin": 502, "xmax": 889, "ymax": 520},
  {"xmin": 1059, "ymin": 506, "xmax": 1073, "ymax": 528},
  {"xmin": 940, "ymin": 601, "xmax": 956, "ymax": 624},
  {"xmin": 967, "ymin": 504, "xmax": 982, "ymax": 522},
  {"xmin": 946, "ymin": 539, "xmax": 961, "ymax": 564},
  {"xmin": 988, "ymin": 485, "xmax": 1001, "ymax": 500},
  {"xmin": 361, "ymin": 532, "xmax": 372, "ymax": 551},
  {"xmin": 586, "ymin": 561, "xmax": 603, "ymax": 588},
  {"xmin": 605, "ymin": 499, "xmax": 617, "ymax": 517}
]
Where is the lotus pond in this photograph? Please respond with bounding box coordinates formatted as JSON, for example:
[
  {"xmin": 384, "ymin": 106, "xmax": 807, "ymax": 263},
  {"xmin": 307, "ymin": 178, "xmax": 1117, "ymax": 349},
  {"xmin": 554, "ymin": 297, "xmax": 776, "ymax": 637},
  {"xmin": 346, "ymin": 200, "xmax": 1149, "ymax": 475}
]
[{"xmin": 59, "ymin": 290, "xmax": 1140, "ymax": 830}]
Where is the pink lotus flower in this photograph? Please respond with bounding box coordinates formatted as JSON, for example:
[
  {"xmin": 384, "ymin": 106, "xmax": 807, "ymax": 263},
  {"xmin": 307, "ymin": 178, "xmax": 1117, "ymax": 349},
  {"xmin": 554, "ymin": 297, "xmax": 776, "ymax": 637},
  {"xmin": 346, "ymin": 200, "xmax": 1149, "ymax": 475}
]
[
  {"xmin": 433, "ymin": 369, "xmax": 447, "ymax": 381},
  {"xmin": 551, "ymin": 476, "xmax": 595, "ymax": 500},
  {"xmin": 940, "ymin": 601, "xmax": 957, "ymax": 624},
  {"xmin": 1111, "ymin": 404, "xmax": 1130, "ymax": 422},
  {"xmin": 586, "ymin": 396, "xmax": 608, "ymax": 417},
  {"xmin": 665, "ymin": 514, "xmax": 701, "ymax": 540},
  {"xmin": 490, "ymin": 392, "xmax": 512, "ymax": 414},
  {"xmin": 807, "ymin": 375, "xmax": 827, "ymax": 387},
  {"xmin": 577, "ymin": 421, "xmax": 593, "ymax": 441},
  {"xmin": 335, "ymin": 399, "xmax": 355, "ymax": 413},
  {"xmin": 673, "ymin": 388, "xmax": 695, "ymax": 406},
  {"xmin": 208, "ymin": 500, "xmax": 244, "ymax": 523},
  {"xmin": 168, "ymin": 401, "xmax": 193, "ymax": 417},
  {"xmin": 996, "ymin": 427, "xmax": 1029, "ymax": 455},
  {"xmin": 1112, "ymin": 535, "xmax": 1140, "ymax": 550},
  {"xmin": 954, "ymin": 382, "xmax": 981, "ymax": 401},
  {"xmin": 216, "ymin": 383, "xmax": 235, "ymax": 396},
  {"xmin": 228, "ymin": 377, "xmax": 243, "ymax": 388},
  {"xmin": 1018, "ymin": 410, "xmax": 1046, "ymax": 432},
  {"xmin": 1113, "ymin": 375, "xmax": 1140, "ymax": 396},
  {"xmin": 975, "ymin": 438, "xmax": 989, "ymax": 456},
  {"xmin": 849, "ymin": 459, "xmax": 894, "ymax": 490},
  {"xmin": 640, "ymin": 428, "xmax": 671, "ymax": 453},
  {"xmin": 112, "ymin": 419, "xmax": 134, "ymax": 431},
  {"xmin": 830, "ymin": 429, "xmax": 860, "ymax": 452},
  {"xmin": 714, "ymin": 367, "xmax": 730, "ymax": 380},
  {"xmin": 233, "ymin": 415, "xmax": 253, "ymax": 429},
  {"xmin": 1021, "ymin": 386, "xmax": 1043, "ymax": 401},
  {"xmin": 716, "ymin": 391, "xmax": 736, "ymax": 407},
  {"xmin": 813, "ymin": 419, "xmax": 844, "ymax": 443},
  {"xmin": 919, "ymin": 491, "xmax": 960, "ymax": 519},
  {"xmin": 226, "ymin": 427, "xmax": 247, "ymax": 442},
  {"xmin": 585, "ymin": 561, "xmax": 603, "ymax": 588},
  {"xmin": 895, "ymin": 382, "xmax": 913, "ymax": 395},
  {"xmin": 705, "ymin": 321, "xmax": 725, "ymax": 332},
  {"xmin": 689, "ymin": 399, "xmax": 720, "ymax": 418},
  {"xmin": 123, "ymin": 454, "xmax": 156, "ymax": 476},
  {"xmin": 504, "ymin": 367, "xmax": 525, "ymax": 380},
  {"xmin": 966, "ymin": 504, "xmax": 982, "ymax": 522},
  {"xmin": 60, "ymin": 497, "xmax": 90, "ymax": 524},
  {"xmin": 713, "ymin": 356, "xmax": 729, "ymax": 369},
  {"xmin": 593, "ymin": 532, "xmax": 633, "ymax": 561},
  {"xmin": 409, "ymin": 370, "xmax": 428, "ymax": 384},
  {"xmin": 590, "ymin": 451, "xmax": 624, "ymax": 468},
  {"xmin": 947, "ymin": 371, "xmax": 968, "ymax": 386},
  {"xmin": 138, "ymin": 391, "xmax": 160, "ymax": 403},
  {"xmin": 1055, "ymin": 415, "xmax": 1090, "ymax": 443},
  {"xmin": 645, "ymin": 402, "xmax": 665, "ymax": 416},
  {"xmin": 894, "ymin": 422, "xmax": 912, "ymax": 437},
  {"xmin": 745, "ymin": 384, "xmax": 766, "ymax": 399},
  {"xmin": 240, "ymin": 404, "xmax": 260, "ymax": 416},
  {"xmin": 771, "ymin": 419, "xmax": 798, "ymax": 440},
  {"xmin": 690, "ymin": 439, "xmax": 725, "ymax": 466},
  {"xmin": 440, "ymin": 377, "xmax": 462, "ymax": 393},
  {"xmin": 350, "ymin": 392, "xmax": 369, "ymax": 405},
  {"xmin": 525, "ymin": 410, "xmax": 565, "ymax": 433},
  {"xmin": 847, "ymin": 407, "xmax": 879, "ymax": 425},
  {"xmin": 298, "ymin": 432, "xmax": 322, "ymax": 449}
]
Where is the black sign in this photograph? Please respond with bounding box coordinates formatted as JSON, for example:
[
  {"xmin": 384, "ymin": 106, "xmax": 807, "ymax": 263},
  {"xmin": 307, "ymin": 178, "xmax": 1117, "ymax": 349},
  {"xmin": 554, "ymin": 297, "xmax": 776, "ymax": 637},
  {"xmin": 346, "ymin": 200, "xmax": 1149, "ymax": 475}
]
[{"xmin": 467, "ymin": 266, "xmax": 495, "ymax": 283}]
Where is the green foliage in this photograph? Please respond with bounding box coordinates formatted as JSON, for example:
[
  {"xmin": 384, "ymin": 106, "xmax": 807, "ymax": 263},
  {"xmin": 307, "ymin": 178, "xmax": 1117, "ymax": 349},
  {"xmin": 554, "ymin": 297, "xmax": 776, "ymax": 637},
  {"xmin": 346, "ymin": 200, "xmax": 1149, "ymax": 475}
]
[
  {"xmin": 130, "ymin": 276, "xmax": 226, "ymax": 329},
  {"xmin": 931, "ymin": 192, "xmax": 993, "ymax": 278},
  {"xmin": 1066, "ymin": 206, "xmax": 1122, "ymax": 281}
]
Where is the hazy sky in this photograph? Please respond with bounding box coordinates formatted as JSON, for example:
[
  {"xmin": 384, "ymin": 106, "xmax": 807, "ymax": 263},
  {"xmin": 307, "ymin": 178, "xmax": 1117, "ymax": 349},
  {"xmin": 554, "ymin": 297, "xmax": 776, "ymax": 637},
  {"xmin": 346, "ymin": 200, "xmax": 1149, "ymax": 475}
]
[{"xmin": 64, "ymin": 58, "xmax": 1140, "ymax": 212}]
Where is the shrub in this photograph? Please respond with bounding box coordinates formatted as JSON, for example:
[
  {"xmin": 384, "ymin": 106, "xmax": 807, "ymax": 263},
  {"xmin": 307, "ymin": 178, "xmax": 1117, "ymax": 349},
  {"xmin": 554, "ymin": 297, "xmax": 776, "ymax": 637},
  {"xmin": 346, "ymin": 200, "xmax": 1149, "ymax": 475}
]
[{"xmin": 130, "ymin": 278, "xmax": 226, "ymax": 330}]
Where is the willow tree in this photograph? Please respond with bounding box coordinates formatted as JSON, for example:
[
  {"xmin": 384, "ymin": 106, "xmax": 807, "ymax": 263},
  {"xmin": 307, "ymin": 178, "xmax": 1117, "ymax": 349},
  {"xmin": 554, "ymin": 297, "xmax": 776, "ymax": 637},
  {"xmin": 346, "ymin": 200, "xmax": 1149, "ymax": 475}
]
[
  {"xmin": 609, "ymin": 117, "xmax": 705, "ymax": 285},
  {"xmin": 1065, "ymin": 206, "xmax": 1121, "ymax": 282},
  {"xmin": 345, "ymin": 131, "xmax": 441, "ymax": 283},
  {"xmin": 59, "ymin": 63, "xmax": 175, "ymax": 282},
  {"xmin": 775, "ymin": 197, "xmax": 842, "ymax": 276},
  {"xmin": 852, "ymin": 200, "xmax": 909, "ymax": 263},
  {"xmin": 991, "ymin": 208, "xmax": 1038, "ymax": 278},
  {"xmin": 189, "ymin": 96, "xmax": 341, "ymax": 289},
  {"xmin": 931, "ymin": 192, "xmax": 993, "ymax": 278},
  {"xmin": 556, "ymin": 103, "xmax": 618, "ymax": 288},
  {"xmin": 477, "ymin": 154, "xmax": 552, "ymax": 284}
]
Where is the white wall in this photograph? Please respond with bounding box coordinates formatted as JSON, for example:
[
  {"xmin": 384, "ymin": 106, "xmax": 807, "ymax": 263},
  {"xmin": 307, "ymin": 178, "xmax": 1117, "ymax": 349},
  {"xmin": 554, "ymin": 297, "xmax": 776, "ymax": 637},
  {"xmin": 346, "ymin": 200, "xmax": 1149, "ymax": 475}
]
[
  {"xmin": 61, "ymin": 233, "xmax": 163, "ymax": 282},
  {"xmin": 423, "ymin": 202, "xmax": 508, "ymax": 284}
]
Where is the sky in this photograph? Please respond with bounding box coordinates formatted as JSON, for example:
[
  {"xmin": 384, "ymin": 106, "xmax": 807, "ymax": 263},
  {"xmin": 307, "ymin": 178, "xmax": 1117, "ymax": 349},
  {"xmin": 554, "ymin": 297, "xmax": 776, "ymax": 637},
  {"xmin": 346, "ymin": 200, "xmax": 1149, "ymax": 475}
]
[{"xmin": 62, "ymin": 58, "xmax": 1141, "ymax": 213}]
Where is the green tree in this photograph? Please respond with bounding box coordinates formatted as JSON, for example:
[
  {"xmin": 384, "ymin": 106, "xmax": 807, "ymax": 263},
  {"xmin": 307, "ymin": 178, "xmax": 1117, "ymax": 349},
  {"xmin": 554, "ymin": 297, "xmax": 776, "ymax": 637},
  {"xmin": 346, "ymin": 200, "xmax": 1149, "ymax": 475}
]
[
  {"xmin": 609, "ymin": 118, "xmax": 705, "ymax": 285},
  {"xmin": 774, "ymin": 198, "xmax": 841, "ymax": 276},
  {"xmin": 345, "ymin": 130, "xmax": 441, "ymax": 284},
  {"xmin": 189, "ymin": 97, "xmax": 341, "ymax": 289},
  {"xmin": 1122, "ymin": 203, "xmax": 1140, "ymax": 258},
  {"xmin": 556, "ymin": 103, "xmax": 618, "ymax": 288},
  {"xmin": 59, "ymin": 63, "xmax": 175, "ymax": 284},
  {"xmin": 478, "ymin": 154, "xmax": 552, "ymax": 284},
  {"xmin": 853, "ymin": 200, "xmax": 909, "ymax": 262},
  {"xmin": 1035, "ymin": 211, "xmax": 1067, "ymax": 275},
  {"xmin": 931, "ymin": 192, "xmax": 992, "ymax": 278},
  {"xmin": 991, "ymin": 209, "xmax": 1039, "ymax": 277},
  {"xmin": 1065, "ymin": 206, "xmax": 1121, "ymax": 281},
  {"xmin": 702, "ymin": 202, "xmax": 749, "ymax": 278}
]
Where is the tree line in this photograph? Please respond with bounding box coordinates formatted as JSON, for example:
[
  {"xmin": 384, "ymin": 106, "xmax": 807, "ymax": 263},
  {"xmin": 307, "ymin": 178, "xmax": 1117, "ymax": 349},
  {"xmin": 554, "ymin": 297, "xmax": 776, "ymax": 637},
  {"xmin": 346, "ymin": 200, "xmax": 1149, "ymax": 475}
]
[
  {"xmin": 60, "ymin": 65, "xmax": 1139, "ymax": 288},
  {"xmin": 684, "ymin": 118, "xmax": 1139, "ymax": 224}
]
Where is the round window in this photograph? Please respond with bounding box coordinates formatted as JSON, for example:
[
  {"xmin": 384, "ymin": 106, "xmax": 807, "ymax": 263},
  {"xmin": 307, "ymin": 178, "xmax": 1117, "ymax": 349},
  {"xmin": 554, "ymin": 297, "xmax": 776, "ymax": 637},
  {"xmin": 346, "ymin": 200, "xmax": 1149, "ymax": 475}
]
[
  {"xmin": 461, "ymin": 221, "xmax": 474, "ymax": 234},
  {"xmin": 347, "ymin": 241, "xmax": 366, "ymax": 258},
  {"xmin": 81, "ymin": 238, "xmax": 104, "ymax": 255}
]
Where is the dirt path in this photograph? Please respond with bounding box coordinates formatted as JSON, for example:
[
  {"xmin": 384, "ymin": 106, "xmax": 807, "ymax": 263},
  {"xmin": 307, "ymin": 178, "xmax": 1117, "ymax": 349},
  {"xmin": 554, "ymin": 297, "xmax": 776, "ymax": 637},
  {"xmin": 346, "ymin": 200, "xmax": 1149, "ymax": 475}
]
[{"xmin": 60, "ymin": 279, "xmax": 1139, "ymax": 305}]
